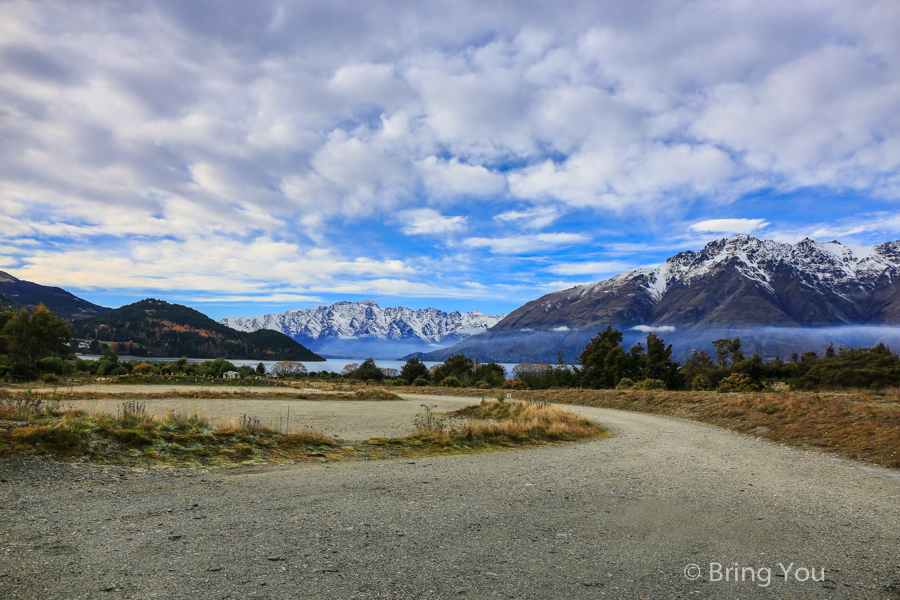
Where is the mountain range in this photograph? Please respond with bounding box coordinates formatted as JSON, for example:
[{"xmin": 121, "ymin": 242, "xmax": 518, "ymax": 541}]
[
  {"xmin": 413, "ymin": 235, "xmax": 900, "ymax": 363},
  {"xmin": 220, "ymin": 300, "xmax": 505, "ymax": 359}
]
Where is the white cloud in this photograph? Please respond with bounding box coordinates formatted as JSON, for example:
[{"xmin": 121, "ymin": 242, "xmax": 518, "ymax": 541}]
[
  {"xmin": 548, "ymin": 261, "xmax": 633, "ymax": 276},
  {"xmin": 3, "ymin": 1, "xmax": 900, "ymax": 308},
  {"xmin": 631, "ymin": 325, "xmax": 676, "ymax": 333},
  {"xmin": 495, "ymin": 206, "xmax": 561, "ymax": 229},
  {"xmin": 400, "ymin": 208, "xmax": 468, "ymax": 235},
  {"xmin": 690, "ymin": 219, "xmax": 770, "ymax": 234},
  {"xmin": 415, "ymin": 156, "xmax": 506, "ymax": 200},
  {"xmin": 465, "ymin": 232, "xmax": 590, "ymax": 254}
]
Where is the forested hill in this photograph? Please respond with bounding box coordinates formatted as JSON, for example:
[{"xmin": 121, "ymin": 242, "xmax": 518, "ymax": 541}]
[
  {"xmin": 70, "ymin": 298, "xmax": 324, "ymax": 361},
  {"xmin": 0, "ymin": 270, "xmax": 109, "ymax": 322}
]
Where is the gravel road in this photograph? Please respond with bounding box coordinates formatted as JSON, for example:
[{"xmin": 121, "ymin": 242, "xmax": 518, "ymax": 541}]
[{"xmin": 1, "ymin": 395, "xmax": 899, "ymax": 599}]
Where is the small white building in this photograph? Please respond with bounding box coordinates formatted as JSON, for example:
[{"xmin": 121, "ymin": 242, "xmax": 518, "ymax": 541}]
[{"xmin": 223, "ymin": 371, "xmax": 240, "ymax": 379}]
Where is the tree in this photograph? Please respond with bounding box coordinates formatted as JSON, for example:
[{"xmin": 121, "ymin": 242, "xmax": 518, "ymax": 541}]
[
  {"xmin": 379, "ymin": 367, "xmax": 399, "ymax": 378},
  {"xmin": 2, "ymin": 304, "xmax": 71, "ymax": 370},
  {"xmin": 256, "ymin": 362, "xmax": 266, "ymax": 376},
  {"xmin": 352, "ymin": 358, "xmax": 384, "ymax": 381},
  {"xmin": 271, "ymin": 361, "xmax": 307, "ymax": 378},
  {"xmin": 472, "ymin": 361, "xmax": 506, "ymax": 387},
  {"xmin": 340, "ymin": 363, "xmax": 359, "ymax": 376},
  {"xmin": 679, "ymin": 350, "xmax": 716, "ymax": 387},
  {"xmin": 512, "ymin": 363, "xmax": 550, "ymax": 388},
  {"xmin": 711, "ymin": 338, "xmax": 731, "ymax": 367},
  {"xmin": 642, "ymin": 332, "xmax": 682, "ymax": 389},
  {"xmin": 432, "ymin": 353, "xmax": 475, "ymax": 382},
  {"xmin": 578, "ymin": 326, "xmax": 630, "ymax": 388},
  {"xmin": 400, "ymin": 357, "xmax": 429, "ymax": 382},
  {"xmin": 711, "ymin": 337, "xmax": 743, "ymax": 367}
]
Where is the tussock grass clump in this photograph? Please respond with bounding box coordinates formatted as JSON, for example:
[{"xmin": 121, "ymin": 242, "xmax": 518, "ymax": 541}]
[
  {"xmin": 364, "ymin": 399, "xmax": 606, "ymax": 456},
  {"xmin": 0, "ymin": 395, "xmax": 342, "ymax": 465},
  {"xmin": 451, "ymin": 398, "xmax": 603, "ymax": 443},
  {"xmin": 352, "ymin": 388, "xmax": 401, "ymax": 400}
]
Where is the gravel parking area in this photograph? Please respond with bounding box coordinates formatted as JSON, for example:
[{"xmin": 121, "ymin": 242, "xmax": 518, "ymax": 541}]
[{"xmin": 1, "ymin": 396, "xmax": 899, "ymax": 599}]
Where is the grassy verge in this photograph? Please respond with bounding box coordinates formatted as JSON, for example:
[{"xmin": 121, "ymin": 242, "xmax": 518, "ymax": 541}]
[
  {"xmin": 365, "ymin": 398, "xmax": 607, "ymax": 456},
  {"xmin": 402, "ymin": 386, "xmax": 900, "ymax": 468},
  {"xmin": 0, "ymin": 393, "xmax": 602, "ymax": 466},
  {"xmin": 0, "ymin": 387, "xmax": 400, "ymax": 402}
]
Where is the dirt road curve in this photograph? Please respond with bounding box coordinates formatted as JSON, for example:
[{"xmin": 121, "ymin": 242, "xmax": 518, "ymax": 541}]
[{"xmin": 1, "ymin": 394, "xmax": 899, "ymax": 599}]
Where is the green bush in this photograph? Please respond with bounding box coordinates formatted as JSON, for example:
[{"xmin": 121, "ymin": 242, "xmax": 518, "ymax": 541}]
[
  {"xmin": 40, "ymin": 373, "xmax": 60, "ymax": 384},
  {"xmin": 413, "ymin": 376, "xmax": 429, "ymax": 386},
  {"xmin": 477, "ymin": 381, "xmax": 491, "ymax": 389},
  {"xmin": 636, "ymin": 378, "xmax": 665, "ymax": 390},
  {"xmin": 393, "ymin": 378, "xmax": 408, "ymax": 386},
  {"xmin": 691, "ymin": 375, "xmax": 713, "ymax": 391},
  {"xmin": 717, "ymin": 373, "xmax": 761, "ymax": 393},
  {"xmin": 616, "ymin": 377, "xmax": 635, "ymax": 389},
  {"xmin": 441, "ymin": 376, "xmax": 462, "ymax": 388}
]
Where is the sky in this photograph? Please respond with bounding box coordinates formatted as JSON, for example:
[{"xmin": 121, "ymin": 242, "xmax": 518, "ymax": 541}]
[{"xmin": 1, "ymin": 0, "xmax": 899, "ymax": 321}]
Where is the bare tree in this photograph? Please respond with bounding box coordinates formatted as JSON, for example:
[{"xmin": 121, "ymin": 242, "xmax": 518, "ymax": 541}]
[
  {"xmin": 340, "ymin": 362, "xmax": 359, "ymax": 376},
  {"xmin": 271, "ymin": 361, "xmax": 308, "ymax": 377},
  {"xmin": 380, "ymin": 367, "xmax": 399, "ymax": 378}
]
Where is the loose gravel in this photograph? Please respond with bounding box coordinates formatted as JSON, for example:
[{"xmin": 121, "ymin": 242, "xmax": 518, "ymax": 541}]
[{"xmin": 1, "ymin": 396, "xmax": 899, "ymax": 599}]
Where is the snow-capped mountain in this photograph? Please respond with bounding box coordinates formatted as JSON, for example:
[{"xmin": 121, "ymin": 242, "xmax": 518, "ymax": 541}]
[
  {"xmin": 497, "ymin": 234, "xmax": 900, "ymax": 331},
  {"xmin": 414, "ymin": 235, "xmax": 900, "ymax": 363},
  {"xmin": 220, "ymin": 300, "xmax": 505, "ymax": 359}
]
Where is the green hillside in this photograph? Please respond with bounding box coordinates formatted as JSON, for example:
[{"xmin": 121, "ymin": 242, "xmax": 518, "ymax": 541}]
[{"xmin": 70, "ymin": 298, "xmax": 324, "ymax": 361}]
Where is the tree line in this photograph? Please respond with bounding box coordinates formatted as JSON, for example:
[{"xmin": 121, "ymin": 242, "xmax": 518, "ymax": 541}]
[{"xmin": 3, "ymin": 302, "xmax": 900, "ymax": 391}]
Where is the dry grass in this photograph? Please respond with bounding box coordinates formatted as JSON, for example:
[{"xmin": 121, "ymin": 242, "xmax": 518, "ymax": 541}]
[
  {"xmin": 438, "ymin": 387, "xmax": 900, "ymax": 468},
  {"xmin": 450, "ymin": 399, "xmax": 603, "ymax": 443},
  {"xmin": 366, "ymin": 399, "xmax": 607, "ymax": 454},
  {"xmin": 351, "ymin": 388, "xmax": 402, "ymax": 400},
  {"xmin": 0, "ymin": 391, "xmax": 342, "ymax": 465},
  {"xmin": 0, "ymin": 387, "xmax": 604, "ymax": 466}
]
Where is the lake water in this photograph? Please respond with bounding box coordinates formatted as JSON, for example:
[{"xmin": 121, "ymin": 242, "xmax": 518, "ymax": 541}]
[{"xmin": 77, "ymin": 355, "xmax": 523, "ymax": 377}]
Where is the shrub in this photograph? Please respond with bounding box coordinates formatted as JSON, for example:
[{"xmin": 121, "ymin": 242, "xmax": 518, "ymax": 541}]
[
  {"xmin": 441, "ymin": 376, "xmax": 462, "ymax": 388},
  {"xmin": 636, "ymin": 378, "xmax": 665, "ymax": 390},
  {"xmin": 717, "ymin": 373, "xmax": 761, "ymax": 393},
  {"xmin": 413, "ymin": 376, "xmax": 429, "ymax": 386},
  {"xmin": 477, "ymin": 381, "xmax": 491, "ymax": 389},
  {"xmin": 691, "ymin": 375, "xmax": 713, "ymax": 391},
  {"xmin": 40, "ymin": 373, "xmax": 60, "ymax": 384},
  {"xmin": 502, "ymin": 380, "xmax": 528, "ymax": 390},
  {"xmin": 616, "ymin": 377, "xmax": 635, "ymax": 389},
  {"xmin": 393, "ymin": 378, "xmax": 408, "ymax": 386},
  {"xmin": 132, "ymin": 362, "xmax": 154, "ymax": 375}
]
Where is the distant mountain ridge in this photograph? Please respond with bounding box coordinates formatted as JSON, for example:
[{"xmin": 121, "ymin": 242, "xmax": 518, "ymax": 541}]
[
  {"xmin": 0, "ymin": 270, "xmax": 109, "ymax": 322},
  {"xmin": 220, "ymin": 300, "xmax": 505, "ymax": 359},
  {"xmin": 414, "ymin": 235, "xmax": 900, "ymax": 363},
  {"xmin": 71, "ymin": 298, "xmax": 324, "ymax": 361}
]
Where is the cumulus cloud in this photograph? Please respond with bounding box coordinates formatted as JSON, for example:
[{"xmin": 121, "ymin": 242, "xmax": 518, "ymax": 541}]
[
  {"xmin": 2, "ymin": 0, "xmax": 900, "ymax": 308},
  {"xmin": 548, "ymin": 261, "xmax": 633, "ymax": 276},
  {"xmin": 400, "ymin": 208, "xmax": 468, "ymax": 235},
  {"xmin": 690, "ymin": 219, "xmax": 770, "ymax": 234},
  {"xmin": 465, "ymin": 233, "xmax": 591, "ymax": 254},
  {"xmin": 495, "ymin": 206, "xmax": 562, "ymax": 229}
]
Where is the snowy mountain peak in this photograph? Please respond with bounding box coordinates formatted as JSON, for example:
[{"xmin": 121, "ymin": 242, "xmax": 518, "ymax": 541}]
[
  {"xmin": 220, "ymin": 301, "xmax": 506, "ymax": 346},
  {"xmin": 573, "ymin": 235, "xmax": 900, "ymax": 306}
]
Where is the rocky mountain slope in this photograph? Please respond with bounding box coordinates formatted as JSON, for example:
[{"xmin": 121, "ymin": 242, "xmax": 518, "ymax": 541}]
[
  {"xmin": 416, "ymin": 235, "xmax": 900, "ymax": 363},
  {"xmin": 0, "ymin": 270, "xmax": 109, "ymax": 322},
  {"xmin": 221, "ymin": 300, "xmax": 505, "ymax": 358}
]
